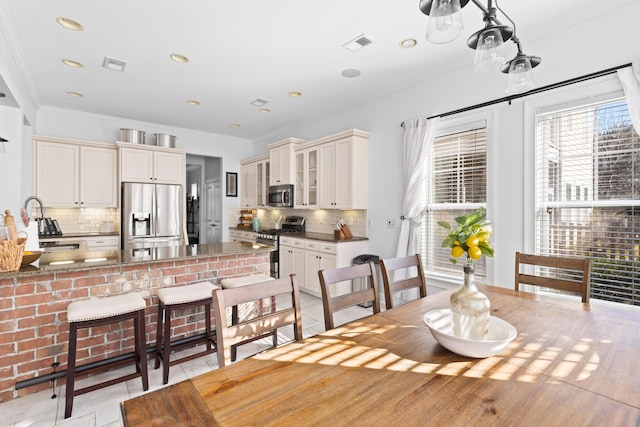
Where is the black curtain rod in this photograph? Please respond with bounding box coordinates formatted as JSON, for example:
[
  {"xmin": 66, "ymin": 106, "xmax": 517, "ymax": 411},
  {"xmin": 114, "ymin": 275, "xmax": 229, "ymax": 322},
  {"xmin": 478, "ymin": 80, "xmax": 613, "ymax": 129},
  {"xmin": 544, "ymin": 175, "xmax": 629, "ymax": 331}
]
[{"xmin": 401, "ymin": 62, "xmax": 632, "ymax": 127}]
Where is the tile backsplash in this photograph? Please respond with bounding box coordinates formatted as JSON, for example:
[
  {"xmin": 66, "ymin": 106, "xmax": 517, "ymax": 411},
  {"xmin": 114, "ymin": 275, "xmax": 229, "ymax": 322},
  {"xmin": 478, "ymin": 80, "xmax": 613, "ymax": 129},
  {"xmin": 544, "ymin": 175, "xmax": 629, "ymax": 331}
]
[
  {"xmin": 44, "ymin": 208, "xmax": 119, "ymax": 234},
  {"xmin": 230, "ymin": 208, "xmax": 368, "ymax": 237}
]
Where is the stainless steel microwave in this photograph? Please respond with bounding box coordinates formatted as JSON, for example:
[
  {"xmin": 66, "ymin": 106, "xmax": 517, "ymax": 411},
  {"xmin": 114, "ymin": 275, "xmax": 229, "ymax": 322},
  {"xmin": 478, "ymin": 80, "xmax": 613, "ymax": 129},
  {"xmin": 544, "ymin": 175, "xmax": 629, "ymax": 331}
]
[{"xmin": 268, "ymin": 184, "xmax": 294, "ymax": 207}]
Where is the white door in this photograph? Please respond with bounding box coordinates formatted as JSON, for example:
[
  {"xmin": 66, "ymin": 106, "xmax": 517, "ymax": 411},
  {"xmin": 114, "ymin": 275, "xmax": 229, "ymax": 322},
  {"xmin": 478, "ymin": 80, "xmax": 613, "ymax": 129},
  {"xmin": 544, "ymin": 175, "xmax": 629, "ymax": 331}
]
[{"xmin": 205, "ymin": 179, "xmax": 222, "ymax": 243}]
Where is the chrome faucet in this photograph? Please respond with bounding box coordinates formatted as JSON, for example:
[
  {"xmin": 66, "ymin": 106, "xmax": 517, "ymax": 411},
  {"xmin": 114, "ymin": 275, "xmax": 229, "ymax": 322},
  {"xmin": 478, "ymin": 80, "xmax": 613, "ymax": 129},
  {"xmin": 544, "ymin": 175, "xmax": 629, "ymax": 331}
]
[{"xmin": 24, "ymin": 196, "xmax": 45, "ymax": 220}]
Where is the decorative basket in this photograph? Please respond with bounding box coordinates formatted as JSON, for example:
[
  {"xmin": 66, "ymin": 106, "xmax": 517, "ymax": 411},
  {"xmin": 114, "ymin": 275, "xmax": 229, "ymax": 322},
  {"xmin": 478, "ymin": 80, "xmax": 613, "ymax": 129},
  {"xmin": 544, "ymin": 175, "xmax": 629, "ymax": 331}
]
[{"xmin": 0, "ymin": 232, "xmax": 27, "ymax": 272}]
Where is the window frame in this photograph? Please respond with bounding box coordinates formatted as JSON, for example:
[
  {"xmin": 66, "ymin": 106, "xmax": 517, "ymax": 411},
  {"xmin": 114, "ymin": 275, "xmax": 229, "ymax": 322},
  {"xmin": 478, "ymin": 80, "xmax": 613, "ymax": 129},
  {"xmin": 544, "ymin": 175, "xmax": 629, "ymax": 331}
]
[
  {"xmin": 523, "ymin": 73, "xmax": 640, "ymax": 303},
  {"xmin": 421, "ymin": 111, "xmax": 496, "ymax": 288}
]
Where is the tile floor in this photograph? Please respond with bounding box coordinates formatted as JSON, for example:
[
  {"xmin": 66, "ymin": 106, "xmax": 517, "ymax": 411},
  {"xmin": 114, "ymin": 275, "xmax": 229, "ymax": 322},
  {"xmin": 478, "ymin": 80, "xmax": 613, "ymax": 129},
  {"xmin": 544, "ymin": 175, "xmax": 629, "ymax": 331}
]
[{"xmin": 1, "ymin": 292, "xmax": 372, "ymax": 427}]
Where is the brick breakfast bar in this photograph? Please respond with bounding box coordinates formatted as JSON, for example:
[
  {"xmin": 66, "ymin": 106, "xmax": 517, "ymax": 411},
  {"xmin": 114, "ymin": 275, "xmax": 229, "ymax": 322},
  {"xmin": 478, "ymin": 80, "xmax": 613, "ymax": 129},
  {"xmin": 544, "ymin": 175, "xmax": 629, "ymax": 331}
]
[{"xmin": 0, "ymin": 242, "xmax": 272, "ymax": 402}]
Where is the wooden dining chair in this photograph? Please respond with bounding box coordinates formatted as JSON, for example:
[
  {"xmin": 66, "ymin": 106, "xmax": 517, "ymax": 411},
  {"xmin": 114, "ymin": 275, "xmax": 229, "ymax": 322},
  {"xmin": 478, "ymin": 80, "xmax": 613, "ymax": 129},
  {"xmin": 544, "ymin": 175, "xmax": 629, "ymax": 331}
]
[
  {"xmin": 380, "ymin": 254, "xmax": 427, "ymax": 309},
  {"xmin": 515, "ymin": 252, "xmax": 592, "ymax": 303},
  {"xmin": 318, "ymin": 261, "xmax": 381, "ymax": 330},
  {"xmin": 212, "ymin": 274, "xmax": 303, "ymax": 368}
]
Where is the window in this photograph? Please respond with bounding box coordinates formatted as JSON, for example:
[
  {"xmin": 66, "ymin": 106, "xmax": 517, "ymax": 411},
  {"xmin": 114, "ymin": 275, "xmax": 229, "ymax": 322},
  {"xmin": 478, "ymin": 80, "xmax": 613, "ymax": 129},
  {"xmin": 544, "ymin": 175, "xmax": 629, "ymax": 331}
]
[
  {"xmin": 421, "ymin": 125, "xmax": 488, "ymax": 281},
  {"xmin": 535, "ymin": 98, "xmax": 640, "ymax": 306}
]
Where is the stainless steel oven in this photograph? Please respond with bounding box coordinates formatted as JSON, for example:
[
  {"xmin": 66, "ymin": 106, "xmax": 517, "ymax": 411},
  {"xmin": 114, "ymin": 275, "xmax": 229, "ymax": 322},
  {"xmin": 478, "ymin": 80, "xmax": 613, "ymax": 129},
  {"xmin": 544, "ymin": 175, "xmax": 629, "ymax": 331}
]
[
  {"xmin": 256, "ymin": 216, "xmax": 305, "ymax": 278},
  {"xmin": 268, "ymin": 184, "xmax": 294, "ymax": 208}
]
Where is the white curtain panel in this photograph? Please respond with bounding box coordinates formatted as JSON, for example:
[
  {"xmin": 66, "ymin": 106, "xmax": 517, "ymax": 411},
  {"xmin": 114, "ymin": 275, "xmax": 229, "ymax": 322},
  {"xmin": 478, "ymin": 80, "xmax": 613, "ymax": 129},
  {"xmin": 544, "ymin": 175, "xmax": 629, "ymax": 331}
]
[
  {"xmin": 395, "ymin": 116, "xmax": 440, "ymax": 260},
  {"xmin": 617, "ymin": 61, "xmax": 640, "ymax": 134}
]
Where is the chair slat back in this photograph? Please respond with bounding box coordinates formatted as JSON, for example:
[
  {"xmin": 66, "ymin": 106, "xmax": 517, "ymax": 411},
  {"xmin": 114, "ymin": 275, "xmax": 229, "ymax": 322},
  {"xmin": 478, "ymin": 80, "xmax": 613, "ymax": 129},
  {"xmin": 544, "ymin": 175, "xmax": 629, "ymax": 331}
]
[
  {"xmin": 212, "ymin": 274, "xmax": 303, "ymax": 367},
  {"xmin": 515, "ymin": 252, "xmax": 592, "ymax": 303},
  {"xmin": 318, "ymin": 261, "xmax": 380, "ymax": 331},
  {"xmin": 380, "ymin": 254, "xmax": 427, "ymax": 309}
]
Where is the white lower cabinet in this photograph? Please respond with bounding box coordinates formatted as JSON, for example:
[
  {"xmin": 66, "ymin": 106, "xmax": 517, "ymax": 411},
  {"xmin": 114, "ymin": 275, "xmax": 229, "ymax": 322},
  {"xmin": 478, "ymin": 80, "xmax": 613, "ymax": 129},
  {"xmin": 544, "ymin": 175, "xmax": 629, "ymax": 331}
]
[
  {"xmin": 304, "ymin": 241, "xmax": 336, "ymax": 294},
  {"xmin": 81, "ymin": 236, "xmax": 120, "ymax": 251},
  {"xmin": 279, "ymin": 237, "xmax": 305, "ymax": 283},
  {"xmin": 280, "ymin": 236, "xmax": 369, "ymax": 297},
  {"xmin": 229, "ymin": 229, "xmax": 256, "ymax": 243}
]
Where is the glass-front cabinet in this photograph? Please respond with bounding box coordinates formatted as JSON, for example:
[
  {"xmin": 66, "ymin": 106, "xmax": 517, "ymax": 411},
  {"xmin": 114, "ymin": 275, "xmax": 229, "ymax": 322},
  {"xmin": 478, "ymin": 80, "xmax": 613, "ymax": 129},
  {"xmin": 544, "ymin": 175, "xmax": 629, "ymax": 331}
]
[
  {"xmin": 294, "ymin": 147, "xmax": 318, "ymax": 209},
  {"xmin": 256, "ymin": 158, "xmax": 270, "ymax": 208}
]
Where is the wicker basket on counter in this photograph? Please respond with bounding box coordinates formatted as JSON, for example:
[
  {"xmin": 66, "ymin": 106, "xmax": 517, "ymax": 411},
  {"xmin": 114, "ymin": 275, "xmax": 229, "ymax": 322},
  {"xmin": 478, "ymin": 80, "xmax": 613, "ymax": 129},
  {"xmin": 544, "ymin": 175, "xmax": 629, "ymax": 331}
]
[{"xmin": 0, "ymin": 232, "xmax": 27, "ymax": 272}]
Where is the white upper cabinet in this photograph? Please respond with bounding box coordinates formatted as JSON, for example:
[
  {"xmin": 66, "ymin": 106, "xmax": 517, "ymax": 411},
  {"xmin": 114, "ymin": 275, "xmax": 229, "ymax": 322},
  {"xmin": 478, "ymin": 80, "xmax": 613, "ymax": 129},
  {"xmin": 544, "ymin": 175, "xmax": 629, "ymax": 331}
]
[
  {"xmin": 240, "ymin": 161, "xmax": 257, "ymax": 208},
  {"xmin": 255, "ymin": 156, "xmax": 270, "ymax": 208},
  {"xmin": 118, "ymin": 144, "xmax": 184, "ymax": 185},
  {"xmin": 35, "ymin": 138, "xmax": 117, "ymax": 208},
  {"xmin": 242, "ymin": 129, "xmax": 369, "ymax": 211},
  {"xmin": 317, "ymin": 129, "xmax": 369, "ymax": 210},
  {"xmin": 240, "ymin": 155, "xmax": 269, "ymax": 208},
  {"xmin": 268, "ymin": 138, "xmax": 305, "ymax": 186},
  {"xmin": 294, "ymin": 146, "xmax": 319, "ymax": 209}
]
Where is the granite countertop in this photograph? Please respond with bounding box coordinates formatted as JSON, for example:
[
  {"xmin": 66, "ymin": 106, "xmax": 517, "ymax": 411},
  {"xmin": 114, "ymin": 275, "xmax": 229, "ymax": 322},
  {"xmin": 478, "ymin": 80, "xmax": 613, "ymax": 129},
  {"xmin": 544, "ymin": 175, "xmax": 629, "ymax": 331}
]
[
  {"xmin": 283, "ymin": 232, "xmax": 369, "ymax": 243},
  {"xmin": 2, "ymin": 242, "xmax": 273, "ymax": 279}
]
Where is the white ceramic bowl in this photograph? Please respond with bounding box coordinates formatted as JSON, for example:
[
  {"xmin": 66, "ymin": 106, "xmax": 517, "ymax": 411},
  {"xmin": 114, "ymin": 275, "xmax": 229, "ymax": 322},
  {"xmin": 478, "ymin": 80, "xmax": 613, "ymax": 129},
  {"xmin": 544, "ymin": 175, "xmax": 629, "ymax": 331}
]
[{"xmin": 423, "ymin": 308, "xmax": 517, "ymax": 358}]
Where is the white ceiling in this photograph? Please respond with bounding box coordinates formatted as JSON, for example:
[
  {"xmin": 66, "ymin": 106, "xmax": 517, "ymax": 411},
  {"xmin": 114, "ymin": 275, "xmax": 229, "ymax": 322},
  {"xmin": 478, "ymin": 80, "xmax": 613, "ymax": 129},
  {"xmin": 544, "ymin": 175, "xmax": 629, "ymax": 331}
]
[{"xmin": 0, "ymin": 0, "xmax": 635, "ymax": 140}]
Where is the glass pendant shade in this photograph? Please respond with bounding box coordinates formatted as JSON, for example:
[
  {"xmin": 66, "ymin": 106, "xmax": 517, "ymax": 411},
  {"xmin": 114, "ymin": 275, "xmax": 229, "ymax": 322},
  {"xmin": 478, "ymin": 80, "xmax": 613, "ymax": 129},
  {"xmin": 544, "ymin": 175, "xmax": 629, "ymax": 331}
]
[
  {"xmin": 506, "ymin": 55, "xmax": 534, "ymax": 94},
  {"xmin": 473, "ymin": 27, "xmax": 506, "ymax": 73},
  {"xmin": 426, "ymin": 0, "xmax": 464, "ymax": 44}
]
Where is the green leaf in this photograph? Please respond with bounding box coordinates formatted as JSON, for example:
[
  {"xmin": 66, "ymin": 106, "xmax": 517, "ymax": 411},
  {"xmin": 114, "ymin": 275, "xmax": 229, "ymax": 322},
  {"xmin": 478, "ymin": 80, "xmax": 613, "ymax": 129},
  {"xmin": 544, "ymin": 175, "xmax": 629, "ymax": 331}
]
[
  {"xmin": 455, "ymin": 215, "xmax": 467, "ymax": 226},
  {"xmin": 442, "ymin": 235, "xmax": 456, "ymax": 248},
  {"xmin": 479, "ymin": 242, "xmax": 495, "ymax": 258},
  {"xmin": 437, "ymin": 221, "xmax": 451, "ymax": 230},
  {"xmin": 465, "ymin": 210, "xmax": 486, "ymax": 226}
]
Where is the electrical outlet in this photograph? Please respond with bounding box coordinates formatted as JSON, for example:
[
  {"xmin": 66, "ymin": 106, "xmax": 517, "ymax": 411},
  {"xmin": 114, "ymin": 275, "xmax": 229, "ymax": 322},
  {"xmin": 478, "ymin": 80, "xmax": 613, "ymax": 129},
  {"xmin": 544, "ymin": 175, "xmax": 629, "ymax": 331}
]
[
  {"xmin": 348, "ymin": 217, "xmax": 353, "ymax": 226},
  {"xmin": 387, "ymin": 218, "xmax": 396, "ymax": 228},
  {"xmin": 368, "ymin": 218, "xmax": 373, "ymax": 227}
]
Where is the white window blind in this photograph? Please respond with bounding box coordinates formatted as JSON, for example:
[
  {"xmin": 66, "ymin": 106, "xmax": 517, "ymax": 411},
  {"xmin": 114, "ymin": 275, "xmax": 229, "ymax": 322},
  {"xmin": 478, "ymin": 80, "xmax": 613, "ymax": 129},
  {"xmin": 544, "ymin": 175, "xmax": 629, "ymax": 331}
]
[
  {"xmin": 422, "ymin": 126, "xmax": 488, "ymax": 280},
  {"xmin": 535, "ymin": 98, "xmax": 640, "ymax": 306}
]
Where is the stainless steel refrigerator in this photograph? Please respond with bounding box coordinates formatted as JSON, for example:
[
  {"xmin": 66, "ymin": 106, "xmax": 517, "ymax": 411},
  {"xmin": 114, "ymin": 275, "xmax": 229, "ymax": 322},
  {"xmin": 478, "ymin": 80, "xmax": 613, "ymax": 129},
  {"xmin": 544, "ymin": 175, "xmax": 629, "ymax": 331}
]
[{"xmin": 121, "ymin": 182, "xmax": 183, "ymax": 250}]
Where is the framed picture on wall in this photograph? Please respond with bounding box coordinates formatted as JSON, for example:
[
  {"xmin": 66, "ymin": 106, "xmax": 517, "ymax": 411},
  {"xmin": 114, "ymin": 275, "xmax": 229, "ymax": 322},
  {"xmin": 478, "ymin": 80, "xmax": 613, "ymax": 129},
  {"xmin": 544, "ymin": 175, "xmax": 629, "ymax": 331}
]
[{"xmin": 226, "ymin": 172, "xmax": 238, "ymax": 197}]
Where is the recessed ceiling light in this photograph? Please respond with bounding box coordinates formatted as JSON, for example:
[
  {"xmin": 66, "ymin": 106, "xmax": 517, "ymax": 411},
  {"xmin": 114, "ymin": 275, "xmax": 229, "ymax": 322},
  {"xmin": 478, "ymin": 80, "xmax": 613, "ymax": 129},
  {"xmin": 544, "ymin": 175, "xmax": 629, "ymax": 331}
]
[
  {"xmin": 187, "ymin": 100, "xmax": 200, "ymax": 106},
  {"xmin": 288, "ymin": 91, "xmax": 302, "ymax": 97},
  {"xmin": 62, "ymin": 59, "xmax": 84, "ymax": 68},
  {"xmin": 56, "ymin": 17, "xmax": 83, "ymax": 31},
  {"xmin": 259, "ymin": 108, "xmax": 271, "ymax": 113},
  {"xmin": 341, "ymin": 69, "xmax": 361, "ymax": 78},
  {"xmin": 400, "ymin": 38, "xmax": 418, "ymax": 48},
  {"xmin": 231, "ymin": 124, "xmax": 241, "ymax": 128},
  {"xmin": 170, "ymin": 53, "xmax": 189, "ymax": 63},
  {"xmin": 66, "ymin": 91, "xmax": 84, "ymax": 98}
]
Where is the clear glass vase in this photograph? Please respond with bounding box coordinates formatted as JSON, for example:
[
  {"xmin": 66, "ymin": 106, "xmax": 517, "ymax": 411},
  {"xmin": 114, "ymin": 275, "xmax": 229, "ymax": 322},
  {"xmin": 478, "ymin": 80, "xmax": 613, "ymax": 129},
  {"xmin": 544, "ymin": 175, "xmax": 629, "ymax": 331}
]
[{"xmin": 450, "ymin": 265, "xmax": 490, "ymax": 340}]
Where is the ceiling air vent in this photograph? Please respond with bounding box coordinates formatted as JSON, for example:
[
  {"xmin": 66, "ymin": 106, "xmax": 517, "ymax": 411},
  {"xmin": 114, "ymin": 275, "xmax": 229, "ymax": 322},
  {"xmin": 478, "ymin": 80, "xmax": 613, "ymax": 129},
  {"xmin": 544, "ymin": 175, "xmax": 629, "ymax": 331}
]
[
  {"xmin": 102, "ymin": 56, "xmax": 127, "ymax": 72},
  {"xmin": 250, "ymin": 98, "xmax": 270, "ymax": 107},
  {"xmin": 342, "ymin": 34, "xmax": 372, "ymax": 52}
]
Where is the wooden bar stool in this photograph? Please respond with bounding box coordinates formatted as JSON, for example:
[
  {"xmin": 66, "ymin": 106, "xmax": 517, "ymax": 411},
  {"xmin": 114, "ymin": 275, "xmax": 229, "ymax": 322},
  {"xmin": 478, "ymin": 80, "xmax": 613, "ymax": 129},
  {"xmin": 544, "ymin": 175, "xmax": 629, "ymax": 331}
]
[
  {"xmin": 65, "ymin": 292, "xmax": 148, "ymax": 419},
  {"xmin": 220, "ymin": 275, "xmax": 276, "ymax": 361},
  {"xmin": 155, "ymin": 281, "xmax": 217, "ymax": 385}
]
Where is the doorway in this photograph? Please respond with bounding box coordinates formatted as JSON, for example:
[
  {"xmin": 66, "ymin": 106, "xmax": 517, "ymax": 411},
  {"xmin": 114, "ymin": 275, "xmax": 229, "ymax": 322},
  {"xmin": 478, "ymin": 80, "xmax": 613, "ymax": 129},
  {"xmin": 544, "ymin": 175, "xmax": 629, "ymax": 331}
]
[{"xmin": 186, "ymin": 154, "xmax": 222, "ymax": 244}]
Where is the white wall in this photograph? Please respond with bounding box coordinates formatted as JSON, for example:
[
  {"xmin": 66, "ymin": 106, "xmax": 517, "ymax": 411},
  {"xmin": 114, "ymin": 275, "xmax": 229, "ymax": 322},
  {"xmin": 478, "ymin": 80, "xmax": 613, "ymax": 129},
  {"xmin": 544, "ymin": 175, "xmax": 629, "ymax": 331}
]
[
  {"xmin": 252, "ymin": 2, "xmax": 640, "ymax": 289},
  {"xmin": 0, "ymin": 105, "xmax": 24, "ymax": 214}
]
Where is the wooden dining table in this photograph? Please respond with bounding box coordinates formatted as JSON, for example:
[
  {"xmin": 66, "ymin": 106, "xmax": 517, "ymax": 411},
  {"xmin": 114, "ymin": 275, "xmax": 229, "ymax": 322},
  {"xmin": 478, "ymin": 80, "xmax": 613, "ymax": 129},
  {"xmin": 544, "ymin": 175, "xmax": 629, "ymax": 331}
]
[{"xmin": 121, "ymin": 285, "xmax": 640, "ymax": 426}]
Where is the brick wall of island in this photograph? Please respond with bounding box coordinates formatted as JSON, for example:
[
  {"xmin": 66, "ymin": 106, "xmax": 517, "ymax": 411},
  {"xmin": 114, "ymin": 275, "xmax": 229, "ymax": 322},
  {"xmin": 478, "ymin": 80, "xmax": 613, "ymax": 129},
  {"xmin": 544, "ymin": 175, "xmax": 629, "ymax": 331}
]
[{"xmin": 0, "ymin": 248, "xmax": 270, "ymax": 402}]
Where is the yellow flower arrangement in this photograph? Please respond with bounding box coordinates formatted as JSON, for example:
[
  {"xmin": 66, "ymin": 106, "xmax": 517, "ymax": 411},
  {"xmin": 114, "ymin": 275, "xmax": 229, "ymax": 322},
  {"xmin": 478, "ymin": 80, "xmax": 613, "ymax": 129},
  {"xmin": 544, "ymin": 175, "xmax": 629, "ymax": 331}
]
[{"xmin": 438, "ymin": 207, "xmax": 495, "ymax": 266}]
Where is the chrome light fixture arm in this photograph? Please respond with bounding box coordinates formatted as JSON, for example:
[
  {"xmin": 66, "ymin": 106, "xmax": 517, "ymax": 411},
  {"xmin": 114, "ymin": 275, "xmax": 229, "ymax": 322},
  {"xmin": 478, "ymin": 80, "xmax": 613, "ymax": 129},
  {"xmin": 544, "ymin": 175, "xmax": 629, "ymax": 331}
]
[{"xmin": 494, "ymin": 0, "xmax": 541, "ymax": 73}]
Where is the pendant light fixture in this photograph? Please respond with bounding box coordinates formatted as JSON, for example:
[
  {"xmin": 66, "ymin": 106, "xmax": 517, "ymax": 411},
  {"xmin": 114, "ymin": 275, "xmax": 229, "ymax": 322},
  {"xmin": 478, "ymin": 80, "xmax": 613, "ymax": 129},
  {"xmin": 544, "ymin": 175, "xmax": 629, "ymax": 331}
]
[{"xmin": 419, "ymin": 0, "xmax": 541, "ymax": 93}]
